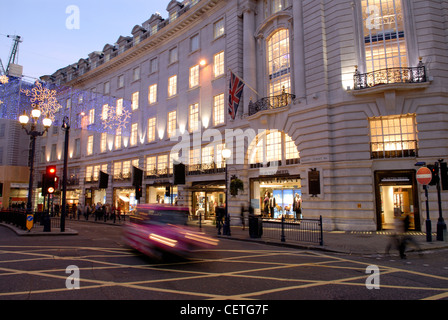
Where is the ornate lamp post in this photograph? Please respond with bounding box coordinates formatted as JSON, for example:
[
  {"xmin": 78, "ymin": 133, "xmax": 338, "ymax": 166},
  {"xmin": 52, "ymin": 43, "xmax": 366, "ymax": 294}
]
[{"xmin": 19, "ymin": 108, "xmax": 52, "ymax": 214}]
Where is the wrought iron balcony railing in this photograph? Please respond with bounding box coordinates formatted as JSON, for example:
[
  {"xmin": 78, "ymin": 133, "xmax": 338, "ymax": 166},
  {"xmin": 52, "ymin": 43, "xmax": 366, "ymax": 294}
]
[
  {"xmin": 354, "ymin": 65, "xmax": 427, "ymax": 90},
  {"xmin": 248, "ymin": 91, "xmax": 296, "ymax": 116}
]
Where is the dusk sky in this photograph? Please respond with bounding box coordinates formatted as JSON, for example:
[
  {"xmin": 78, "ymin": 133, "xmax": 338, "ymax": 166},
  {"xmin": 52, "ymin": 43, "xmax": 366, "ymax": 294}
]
[{"xmin": 0, "ymin": 0, "xmax": 171, "ymax": 80}]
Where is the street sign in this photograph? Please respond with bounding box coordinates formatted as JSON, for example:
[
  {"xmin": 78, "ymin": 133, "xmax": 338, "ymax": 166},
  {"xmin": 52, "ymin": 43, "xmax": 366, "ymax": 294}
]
[
  {"xmin": 416, "ymin": 167, "xmax": 432, "ymax": 185},
  {"xmin": 26, "ymin": 214, "xmax": 34, "ymax": 231}
]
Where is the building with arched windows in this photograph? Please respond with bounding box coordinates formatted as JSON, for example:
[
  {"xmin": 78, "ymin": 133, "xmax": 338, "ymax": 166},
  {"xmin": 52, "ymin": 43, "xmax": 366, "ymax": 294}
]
[{"xmin": 32, "ymin": 0, "xmax": 448, "ymax": 231}]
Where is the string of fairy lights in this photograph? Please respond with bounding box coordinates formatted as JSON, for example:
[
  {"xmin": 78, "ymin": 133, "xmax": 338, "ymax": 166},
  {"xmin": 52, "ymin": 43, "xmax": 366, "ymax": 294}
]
[{"xmin": 0, "ymin": 75, "xmax": 132, "ymax": 134}]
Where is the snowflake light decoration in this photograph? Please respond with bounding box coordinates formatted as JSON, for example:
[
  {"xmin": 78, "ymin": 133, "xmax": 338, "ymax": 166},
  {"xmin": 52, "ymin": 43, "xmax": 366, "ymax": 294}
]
[
  {"xmin": 21, "ymin": 81, "xmax": 62, "ymax": 121},
  {"xmin": 0, "ymin": 75, "xmax": 8, "ymax": 84},
  {"xmin": 102, "ymin": 106, "xmax": 131, "ymax": 132}
]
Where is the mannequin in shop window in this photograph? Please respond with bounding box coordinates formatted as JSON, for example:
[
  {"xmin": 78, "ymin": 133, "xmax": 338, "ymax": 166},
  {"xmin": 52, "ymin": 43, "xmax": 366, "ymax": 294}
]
[
  {"xmin": 293, "ymin": 193, "xmax": 302, "ymax": 220},
  {"xmin": 269, "ymin": 193, "xmax": 276, "ymax": 218},
  {"xmin": 263, "ymin": 192, "xmax": 270, "ymax": 217}
]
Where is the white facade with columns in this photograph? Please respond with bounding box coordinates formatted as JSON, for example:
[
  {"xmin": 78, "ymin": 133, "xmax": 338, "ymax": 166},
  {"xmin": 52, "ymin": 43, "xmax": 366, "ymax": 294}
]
[{"xmin": 34, "ymin": 0, "xmax": 448, "ymax": 231}]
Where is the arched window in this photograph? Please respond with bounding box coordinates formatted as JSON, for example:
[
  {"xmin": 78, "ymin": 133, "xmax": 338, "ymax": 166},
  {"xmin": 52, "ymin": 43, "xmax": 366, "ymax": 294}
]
[
  {"xmin": 249, "ymin": 130, "xmax": 299, "ymax": 166},
  {"xmin": 267, "ymin": 29, "xmax": 291, "ymax": 97}
]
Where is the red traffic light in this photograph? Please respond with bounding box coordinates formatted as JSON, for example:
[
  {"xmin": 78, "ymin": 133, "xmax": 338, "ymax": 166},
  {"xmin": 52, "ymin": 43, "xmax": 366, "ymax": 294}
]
[{"xmin": 46, "ymin": 165, "xmax": 57, "ymax": 176}]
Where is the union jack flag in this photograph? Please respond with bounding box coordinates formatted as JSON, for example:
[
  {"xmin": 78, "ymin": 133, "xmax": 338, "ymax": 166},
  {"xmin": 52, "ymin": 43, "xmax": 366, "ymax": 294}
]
[{"xmin": 228, "ymin": 71, "xmax": 245, "ymax": 120}]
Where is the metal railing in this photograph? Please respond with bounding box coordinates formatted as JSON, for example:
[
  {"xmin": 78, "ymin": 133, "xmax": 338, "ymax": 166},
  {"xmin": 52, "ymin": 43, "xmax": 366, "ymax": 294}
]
[
  {"xmin": 0, "ymin": 210, "xmax": 60, "ymax": 231},
  {"xmin": 262, "ymin": 216, "xmax": 323, "ymax": 246},
  {"xmin": 248, "ymin": 91, "xmax": 296, "ymax": 116},
  {"xmin": 354, "ymin": 66, "xmax": 427, "ymax": 90}
]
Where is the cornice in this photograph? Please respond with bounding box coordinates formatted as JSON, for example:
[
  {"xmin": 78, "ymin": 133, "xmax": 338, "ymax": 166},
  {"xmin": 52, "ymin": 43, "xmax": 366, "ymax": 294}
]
[{"xmin": 67, "ymin": 0, "xmax": 222, "ymax": 87}]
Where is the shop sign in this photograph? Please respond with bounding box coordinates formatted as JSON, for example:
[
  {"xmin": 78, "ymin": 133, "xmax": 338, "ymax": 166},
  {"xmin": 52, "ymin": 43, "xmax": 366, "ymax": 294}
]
[{"xmin": 380, "ymin": 177, "xmax": 410, "ymax": 182}]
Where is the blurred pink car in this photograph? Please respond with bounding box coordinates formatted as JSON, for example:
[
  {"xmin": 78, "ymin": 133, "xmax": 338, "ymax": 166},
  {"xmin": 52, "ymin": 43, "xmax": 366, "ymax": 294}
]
[{"xmin": 123, "ymin": 204, "xmax": 218, "ymax": 258}]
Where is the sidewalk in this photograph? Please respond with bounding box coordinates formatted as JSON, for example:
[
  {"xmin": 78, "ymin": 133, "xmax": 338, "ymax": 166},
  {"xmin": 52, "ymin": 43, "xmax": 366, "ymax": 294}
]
[{"xmin": 188, "ymin": 221, "xmax": 448, "ymax": 256}]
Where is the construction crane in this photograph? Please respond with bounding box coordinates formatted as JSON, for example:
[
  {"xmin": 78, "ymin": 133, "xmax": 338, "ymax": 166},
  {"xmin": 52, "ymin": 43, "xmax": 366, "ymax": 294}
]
[{"xmin": 0, "ymin": 34, "xmax": 22, "ymax": 76}]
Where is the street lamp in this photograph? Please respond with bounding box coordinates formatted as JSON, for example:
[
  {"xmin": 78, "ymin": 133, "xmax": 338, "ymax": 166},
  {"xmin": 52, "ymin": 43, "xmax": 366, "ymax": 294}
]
[
  {"xmin": 19, "ymin": 108, "xmax": 52, "ymax": 215},
  {"xmin": 222, "ymin": 147, "xmax": 232, "ymax": 236}
]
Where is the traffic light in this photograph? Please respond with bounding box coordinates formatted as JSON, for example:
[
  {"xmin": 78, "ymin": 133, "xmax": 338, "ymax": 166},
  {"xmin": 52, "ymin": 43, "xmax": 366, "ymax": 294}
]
[
  {"xmin": 440, "ymin": 162, "xmax": 448, "ymax": 191},
  {"xmin": 135, "ymin": 186, "xmax": 142, "ymax": 200},
  {"xmin": 43, "ymin": 165, "xmax": 57, "ymax": 195},
  {"xmin": 427, "ymin": 164, "xmax": 439, "ymax": 186}
]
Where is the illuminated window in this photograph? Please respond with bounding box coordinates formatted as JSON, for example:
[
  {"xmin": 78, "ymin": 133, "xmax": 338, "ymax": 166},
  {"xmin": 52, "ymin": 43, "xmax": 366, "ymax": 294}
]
[
  {"xmin": 189, "ymin": 65, "xmax": 199, "ymax": 88},
  {"xmin": 93, "ymin": 165, "xmax": 100, "ymax": 181},
  {"xmin": 267, "ymin": 29, "xmax": 291, "ymax": 97},
  {"xmin": 214, "ymin": 51, "xmax": 225, "ymax": 78},
  {"xmin": 168, "ymin": 75, "xmax": 177, "ymax": 97},
  {"xmin": 167, "ymin": 111, "xmax": 177, "ymax": 138},
  {"xmin": 189, "ymin": 148, "xmax": 201, "ymax": 171},
  {"xmin": 132, "ymin": 91, "xmax": 139, "ymax": 110},
  {"xmin": 101, "ymin": 164, "xmax": 108, "ymax": 174},
  {"xmin": 189, "ymin": 103, "xmax": 200, "ymax": 132},
  {"xmin": 362, "ymin": 0, "xmax": 407, "ymax": 73},
  {"xmin": 130, "ymin": 123, "xmax": 138, "ymax": 146},
  {"xmin": 100, "ymin": 132, "xmax": 107, "ymax": 153},
  {"xmin": 147, "ymin": 117, "xmax": 156, "ymax": 142},
  {"xmin": 102, "ymin": 104, "xmax": 109, "ymax": 120},
  {"xmin": 213, "ymin": 94, "xmax": 225, "ymax": 126},
  {"xmin": 86, "ymin": 166, "xmax": 93, "ymax": 182},
  {"xmin": 146, "ymin": 156, "xmax": 156, "ymax": 175},
  {"xmin": 285, "ymin": 134, "xmax": 300, "ymax": 160},
  {"xmin": 266, "ymin": 130, "xmax": 282, "ymax": 162},
  {"xmin": 113, "ymin": 161, "xmax": 122, "ymax": 179},
  {"xmin": 87, "ymin": 135, "xmax": 93, "ymax": 155},
  {"xmin": 88, "ymin": 109, "xmax": 95, "ymax": 125},
  {"xmin": 123, "ymin": 160, "xmax": 131, "ymax": 178},
  {"xmin": 369, "ymin": 115, "xmax": 417, "ymax": 158},
  {"xmin": 116, "ymin": 98, "xmax": 123, "ymax": 116},
  {"xmin": 115, "ymin": 128, "xmax": 122, "ymax": 149},
  {"xmin": 271, "ymin": 0, "xmax": 289, "ymax": 14},
  {"xmin": 149, "ymin": 84, "xmax": 157, "ymax": 105},
  {"xmin": 157, "ymin": 155, "xmax": 168, "ymax": 175}
]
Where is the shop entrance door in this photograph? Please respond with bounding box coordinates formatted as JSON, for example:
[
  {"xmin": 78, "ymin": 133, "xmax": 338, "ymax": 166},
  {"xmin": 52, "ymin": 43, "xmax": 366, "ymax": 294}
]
[{"xmin": 374, "ymin": 170, "xmax": 420, "ymax": 231}]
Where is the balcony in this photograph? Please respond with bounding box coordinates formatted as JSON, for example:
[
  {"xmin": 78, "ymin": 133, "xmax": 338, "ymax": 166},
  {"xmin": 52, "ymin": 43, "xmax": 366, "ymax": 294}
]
[
  {"xmin": 370, "ymin": 140, "xmax": 418, "ymax": 159},
  {"xmin": 354, "ymin": 65, "xmax": 427, "ymax": 90},
  {"xmin": 248, "ymin": 90, "xmax": 296, "ymax": 117}
]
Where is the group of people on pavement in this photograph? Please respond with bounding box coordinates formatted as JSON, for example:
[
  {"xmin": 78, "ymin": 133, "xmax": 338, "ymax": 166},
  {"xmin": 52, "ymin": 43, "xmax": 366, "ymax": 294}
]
[{"xmin": 73, "ymin": 202, "xmax": 122, "ymax": 223}]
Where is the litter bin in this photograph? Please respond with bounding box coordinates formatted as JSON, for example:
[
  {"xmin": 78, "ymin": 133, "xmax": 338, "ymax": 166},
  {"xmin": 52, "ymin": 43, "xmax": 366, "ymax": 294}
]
[{"xmin": 249, "ymin": 216, "xmax": 263, "ymax": 238}]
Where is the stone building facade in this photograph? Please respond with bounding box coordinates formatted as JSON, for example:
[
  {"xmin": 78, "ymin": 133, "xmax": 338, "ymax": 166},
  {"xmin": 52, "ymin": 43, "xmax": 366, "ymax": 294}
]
[{"xmin": 33, "ymin": 0, "xmax": 447, "ymax": 231}]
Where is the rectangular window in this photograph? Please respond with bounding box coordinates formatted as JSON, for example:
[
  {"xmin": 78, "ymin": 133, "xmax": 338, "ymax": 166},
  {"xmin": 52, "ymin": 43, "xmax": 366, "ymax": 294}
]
[
  {"xmin": 132, "ymin": 92, "xmax": 139, "ymax": 110},
  {"xmin": 149, "ymin": 84, "xmax": 157, "ymax": 104},
  {"xmin": 189, "ymin": 65, "xmax": 199, "ymax": 88},
  {"xmin": 104, "ymin": 82, "xmax": 110, "ymax": 94},
  {"xmin": 102, "ymin": 104, "xmax": 109, "ymax": 120},
  {"xmin": 362, "ymin": 0, "xmax": 407, "ymax": 73},
  {"xmin": 214, "ymin": 51, "xmax": 225, "ymax": 77},
  {"xmin": 93, "ymin": 165, "xmax": 100, "ymax": 181},
  {"xmin": 266, "ymin": 130, "xmax": 282, "ymax": 162},
  {"xmin": 285, "ymin": 134, "xmax": 300, "ymax": 160},
  {"xmin": 157, "ymin": 155, "xmax": 168, "ymax": 175},
  {"xmin": 190, "ymin": 34, "xmax": 200, "ymax": 52},
  {"xmin": 213, "ymin": 93, "xmax": 225, "ymax": 125},
  {"xmin": 168, "ymin": 75, "xmax": 177, "ymax": 97},
  {"xmin": 50, "ymin": 144, "xmax": 57, "ymax": 161},
  {"xmin": 87, "ymin": 135, "xmax": 94, "ymax": 155},
  {"xmin": 150, "ymin": 57, "xmax": 158, "ymax": 73},
  {"xmin": 202, "ymin": 146, "xmax": 214, "ymax": 166},
  {"xmin": 100, "ymin": 132, "xmax": 107, "ymax": 153},
  {"xmin": 118, "ymin": 75, "xmax": 125, "ymax": 88},
  {"xmin": 86, "ymin": 166, "xmax": 93, "ymax": 182},
  {"xmin": 89, "ymin": 109, "xmax": 95, "ymax": 125},
  {"xmin": 268, "ymin": 29, "xmax": 291, "ymax": 97},
  {"xmin": 114, "ymin": 161, "xmax": 122, "ymax": 179},
  {"xmin": 74, "ymin": 139, "xmax": 80, "ymax": 158},
  {"xmin": 189, "ymin": 103, "xmax": 200, "ymax": 132},
  {"xmin": 146, "ymin": 156, "xmax": 156, "ymax": 175},
  {"xmin": 133, "ymin": 67, "xmax": 140, "ymax": 81},
  {"xmin": 123, "ymin": 160, "xmax": 131, "ymax": 178},
  {"xmin": 169, "ymin": 47, "xmax": 178, "ymax": 64},
  {"xmin": 214, "ymin": 19, "xmax": 225, "ymax": 39},
  {"xmin": 116, "ymin": 98, "xmax": 123, "ymax": 115},
  {"xmin": 369, "ymin": 115, "xmax": 417, "ymax": 158},
  {"xmin": 167, "ymin": 111, "xmax": 177, "ymax": 138},
  {"xmin": 130, "ymin": 123, "xmax": 138, "ymax": 146},
  {"xmin": 115, "ymin": 128, "xmax": 122, "ymax": 149},
  {"xmin": 147, "ymin": 117, "xmax": 156, "ymax": 142}
]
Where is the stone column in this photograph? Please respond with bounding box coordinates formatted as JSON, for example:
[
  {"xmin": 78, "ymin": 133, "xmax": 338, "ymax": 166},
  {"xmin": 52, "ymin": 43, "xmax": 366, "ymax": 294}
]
[
  {"xmin": 242, "ymin": 2, "xmax": 258, "ymax": 114},
  {"xmin": 292, "ymin": 0, "xmax": 306, "ymax": 100}
]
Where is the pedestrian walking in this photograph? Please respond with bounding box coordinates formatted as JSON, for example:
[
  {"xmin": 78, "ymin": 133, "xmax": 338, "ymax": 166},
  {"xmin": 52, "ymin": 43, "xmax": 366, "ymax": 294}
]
[{"xmin": 216, "ymin": 206, "xmax": 224, "ymax": 235}]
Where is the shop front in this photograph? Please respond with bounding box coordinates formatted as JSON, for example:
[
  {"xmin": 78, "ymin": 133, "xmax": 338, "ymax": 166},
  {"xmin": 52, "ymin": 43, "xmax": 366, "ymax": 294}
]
[
  {"xmin": 250, "ymin": 175, "xmax": 302, "ymax": 219},
  {"xmin": 190, "ymin": 180, "xmax": 226, "ymax": 221},
  {"xmin": 85, "ymin": 188, "xmax": 106, "ymax": 207},
  {"xmin": 113, "ymin": 187, "xmax": 137, "ymax": 216},
  {"xmin": 146, "ymin": 183, "xmax": 178, "ymax": 205},
  {"xmin": 374, "ymin": 170, "xmax": 420, "ymax": 231}
]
